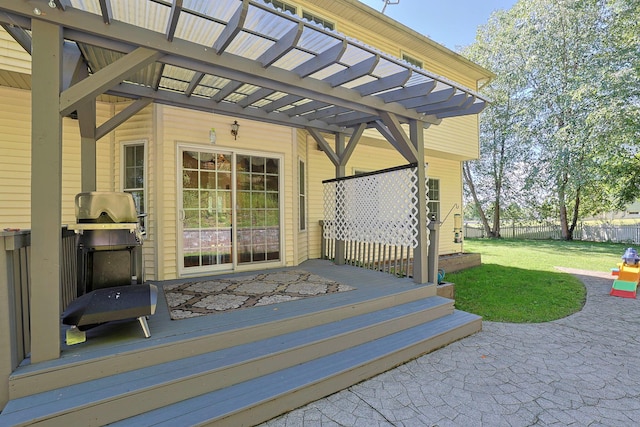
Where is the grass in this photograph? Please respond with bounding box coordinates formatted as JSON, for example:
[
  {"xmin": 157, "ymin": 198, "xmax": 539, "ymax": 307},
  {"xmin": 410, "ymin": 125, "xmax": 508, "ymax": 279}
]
[{"xmin": 447, "ymin": 239, "xmax": 631, "ymax": 323}]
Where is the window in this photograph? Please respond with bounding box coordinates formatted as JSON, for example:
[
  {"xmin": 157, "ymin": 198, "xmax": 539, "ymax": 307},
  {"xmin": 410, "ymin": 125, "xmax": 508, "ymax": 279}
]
[
  {"xmin": 402, "ymin": 53, "xmax": 423, "ymax": 69},
  {"xmin": 122, "ymin": 142, "xmax": 146, "ymax": 231},
  {"xmin": 427, "ymin": 178, "xmax": 440, "ymax": 221},
  {"xmin": 264, "ymin": 0, "xmax": 296, "ymax": 14},
  {"xmin": 299, "ymin": 159, "xmax": 306, "ymax": 231},
  {"xmin": 302, "ymin": 11, "xmax": 335, "ymax": 30}
]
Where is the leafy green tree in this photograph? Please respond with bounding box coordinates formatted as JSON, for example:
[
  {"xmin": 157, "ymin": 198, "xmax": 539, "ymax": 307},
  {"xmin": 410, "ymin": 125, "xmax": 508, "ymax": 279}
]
[
  {"xmin": 461, "ymin": 9, "xmax": 531, "ymax": 238},
  {"xmin": 464, "ymin": 0, "xmax": 638, "ymax": 240}
]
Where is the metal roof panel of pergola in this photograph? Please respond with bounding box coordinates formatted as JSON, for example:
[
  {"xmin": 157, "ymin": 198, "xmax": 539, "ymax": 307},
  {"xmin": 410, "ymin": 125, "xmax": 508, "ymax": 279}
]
[{"xmin": 0, "ymin": 0, "xmax": 487, "ymax": 134}]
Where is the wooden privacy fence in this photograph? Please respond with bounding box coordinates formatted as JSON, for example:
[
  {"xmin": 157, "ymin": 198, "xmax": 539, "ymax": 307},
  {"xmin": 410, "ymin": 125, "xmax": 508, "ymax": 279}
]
[
  {"xmin": 464, "ymin": 222, "xmax": 640, "ymax": 244},
  {"xmin": 0, "ymin": 228, "xmax": 77, "ymax": 372}
]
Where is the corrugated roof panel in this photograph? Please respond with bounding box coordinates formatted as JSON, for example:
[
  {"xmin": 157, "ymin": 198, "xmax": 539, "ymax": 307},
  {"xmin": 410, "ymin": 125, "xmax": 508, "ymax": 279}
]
[
  {"xmin": 371, "ymin": 58, "xmax": 406, "ymax": 78},
  {"xmin": 79, "ymin": 46, "xmax": 123, "ymax": 73},
  {"xmin": 237, "ymin": 84, "xmax": 260, "ymax": 95},
  {"xmin": 309, "ymin": 63, "xmax": 346, "ymax": 80},
  {"xmin": 341, "ymin": 75, "xmax": 376, "ymax": 89},
  {"xmin": 159, "ymin": 76, "xmax": 189, "ymax": 93},
  {"xmin": 69, "ymin": 0, "xmax": 101, "ymax": 16},
  {"xmin": 272, "ymin": 49, "xmax": 314, "ymax": 71},
  {"xmin": 297, "ymin": 26, "xmax": 339, "ymax": 53},
  {"xmin": 200, "ymin": 75, "xmax": 231, "ymax": 90},
  {"xmin": 163, "ymin": 65, "xmax": 196, "ymax": 83},
  {"xmin": 226, "ymin": 32, "xmax": 275, "ymax": 60},
  {"xmin": 192, "ymin": 86, "xmax": 219, "ymax": 98},
  {"xmin": 340, "ymin": 44, "xmax": 371, "ymax": 67},
  {"xmin": 266, "ymin": 92, "xmax": 288, "ymax": 101},
  {"xmin": 110, "ymin": 1, "xmax": 169, "ymax": 34},
  {"xmin": 244, "ymin": 6, "xmax": 295, "ymax": 40},
  {"xmin": 175, "ymin": 13, "xmax": 226, "ymax": 46},
  {"xmin": 183, "ymin": 0, "xmax": 237, "ymax": 21},
  {"xmin": 224, "ymin": 93, "xmax": 246, "ymax": 103},
  {"xmin": 128, "ymin": 63, "xmax": 163, "ymax": 87}
]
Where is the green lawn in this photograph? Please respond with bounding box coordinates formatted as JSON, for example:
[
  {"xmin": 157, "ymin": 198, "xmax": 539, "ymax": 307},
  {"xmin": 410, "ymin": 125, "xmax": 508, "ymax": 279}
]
[{"xmin": 447, "ymin": 239, "xmax": 630, "ymax": 323}]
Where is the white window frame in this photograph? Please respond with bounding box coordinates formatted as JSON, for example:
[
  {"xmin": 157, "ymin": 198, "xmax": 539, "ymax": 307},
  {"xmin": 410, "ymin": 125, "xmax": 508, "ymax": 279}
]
[
  {"xmin": 120, "ymin": 140, "xmax": 147, "ymax": 232},
  {"xmin": 299, "ymin": 157, "xmax": 306, "ymax": 231}
]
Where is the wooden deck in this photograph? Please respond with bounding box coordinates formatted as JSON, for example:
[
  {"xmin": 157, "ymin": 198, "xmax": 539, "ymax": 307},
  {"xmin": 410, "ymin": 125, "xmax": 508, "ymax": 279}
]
[{"xmin": 0, "ymin": 260, "xmax": 482, "ymax": 426}]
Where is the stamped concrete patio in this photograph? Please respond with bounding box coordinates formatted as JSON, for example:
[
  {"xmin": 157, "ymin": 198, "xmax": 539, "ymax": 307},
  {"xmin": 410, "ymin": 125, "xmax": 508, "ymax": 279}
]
[{"xmin": 262, "ymin": 268, "xmax": 640, "ymax": 426}]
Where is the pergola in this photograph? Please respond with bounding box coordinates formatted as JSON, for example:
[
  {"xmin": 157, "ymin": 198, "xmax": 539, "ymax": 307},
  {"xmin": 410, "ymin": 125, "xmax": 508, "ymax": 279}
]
[{"xmin": 0, "ymin": 0, "xmax": 487, "ymax": 362}]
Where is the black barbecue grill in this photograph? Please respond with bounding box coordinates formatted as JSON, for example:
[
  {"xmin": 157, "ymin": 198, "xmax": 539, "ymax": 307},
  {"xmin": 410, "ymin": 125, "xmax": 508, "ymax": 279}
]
[
  {"xmin": 63, "ymin": 192, "xmax": 157, "ymax": 342},
  {"xmin": 72, "ymin": 192, "xmax": 144, "ymax": 295}
]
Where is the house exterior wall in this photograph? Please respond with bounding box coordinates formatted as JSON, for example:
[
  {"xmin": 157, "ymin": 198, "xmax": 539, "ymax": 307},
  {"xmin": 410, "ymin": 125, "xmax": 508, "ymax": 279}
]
[
  {"xmin": 153, "ymin": 105, "xmax": 296, "ymax": 280},
  {"xmin": 0, "ymin": 85, "xmax": 112, "ymax": 230},
  {"xmin": 0, "ymin": 28, "xmax": 30, "ymax": 74}
]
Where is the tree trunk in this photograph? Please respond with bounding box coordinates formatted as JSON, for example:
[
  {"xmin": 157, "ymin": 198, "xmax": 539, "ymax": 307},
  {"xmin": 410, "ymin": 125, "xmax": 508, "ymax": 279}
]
[{"xmin": 463, "ymin": 162, "xmax": 497, "ymax": 238}]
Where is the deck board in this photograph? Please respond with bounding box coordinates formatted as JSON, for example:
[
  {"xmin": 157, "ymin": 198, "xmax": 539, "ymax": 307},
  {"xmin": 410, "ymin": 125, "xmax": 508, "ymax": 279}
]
[{"xmin": 14, "ymin": 260, "xmax": 431, "ymax": 375}]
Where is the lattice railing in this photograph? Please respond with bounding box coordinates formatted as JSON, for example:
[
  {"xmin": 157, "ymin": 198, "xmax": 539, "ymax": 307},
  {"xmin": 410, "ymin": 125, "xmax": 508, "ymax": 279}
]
[{"xmin": 321, "ymin": 163, "xmax": 429, "ymax": 278}]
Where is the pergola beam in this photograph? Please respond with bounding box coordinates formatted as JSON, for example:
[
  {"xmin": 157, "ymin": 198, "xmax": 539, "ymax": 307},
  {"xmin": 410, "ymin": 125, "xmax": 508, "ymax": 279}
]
[
  {"xmin": 96, "ymin": 98, "xmax": 153, "ymax": 140},
  {"xmin": 257, "ymin": 22, "xmax": 303, "ymax": 67},
  {"xmin": 307, "ymin": 127, "xmax": 340, "ymax": 167},
  {"xmin": 60, "ymin": 47, "xmax": 163, "ymax": 116},
  {"xmin": 110, "ymin": 82, "xmax": 350, "ymax": 134}
]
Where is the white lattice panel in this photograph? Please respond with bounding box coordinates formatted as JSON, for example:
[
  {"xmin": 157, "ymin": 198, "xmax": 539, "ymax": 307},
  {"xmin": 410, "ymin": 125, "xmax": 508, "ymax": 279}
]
[{"xmin": 323, "ymin": 165, "xmax": 430, "ymax": 248}]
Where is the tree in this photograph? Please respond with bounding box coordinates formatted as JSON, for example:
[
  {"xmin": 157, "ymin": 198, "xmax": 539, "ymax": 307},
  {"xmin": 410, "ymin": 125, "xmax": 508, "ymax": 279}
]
[
  {"xmin": 463, "ymin": 0, "xmax": 638, "ymax": 240},
  {"xmin": 461, "ymin": 9, "xmax": 532, "ymax": 238}
]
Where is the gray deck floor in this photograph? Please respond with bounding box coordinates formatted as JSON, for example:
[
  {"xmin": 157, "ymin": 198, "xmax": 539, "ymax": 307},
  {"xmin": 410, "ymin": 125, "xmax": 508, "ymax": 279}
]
[{"xmin": 19, "ymin": 260, "xmax": 427, "ymax": 374}]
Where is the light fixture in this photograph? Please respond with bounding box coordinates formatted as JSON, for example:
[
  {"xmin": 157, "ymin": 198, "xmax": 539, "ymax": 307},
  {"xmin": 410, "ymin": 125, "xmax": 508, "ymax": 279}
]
[
  {"xmin": 230, "ymin": 120, "xmax": 240, "ymax": 140},
  {"xmin": 453, "ymin": 213, "xmax": 463, "ymax": 243},
  {"xmin": 48, "ymin": 0, "xmax": 57, "ymax": 9},
  {"xmin": 209, "ymin": 127, "xmax": 217, "ymax": 144}
]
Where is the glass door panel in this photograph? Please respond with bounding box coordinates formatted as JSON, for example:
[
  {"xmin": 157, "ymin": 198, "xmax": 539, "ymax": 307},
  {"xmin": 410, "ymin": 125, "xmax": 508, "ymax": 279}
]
[
  {"xmin": 236, "ymin": 154, "xmax": 280, "ymax": 264},
  {"xmin": 180, "ymin": 150, "xmax": 233, "ymax": 271}
]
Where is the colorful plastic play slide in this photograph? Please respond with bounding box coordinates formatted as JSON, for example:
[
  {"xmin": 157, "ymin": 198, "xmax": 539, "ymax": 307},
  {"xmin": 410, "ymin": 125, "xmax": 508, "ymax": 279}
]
[{"xmin": 611, "ymin": 247, "xmax": 640, "ymax": 298}]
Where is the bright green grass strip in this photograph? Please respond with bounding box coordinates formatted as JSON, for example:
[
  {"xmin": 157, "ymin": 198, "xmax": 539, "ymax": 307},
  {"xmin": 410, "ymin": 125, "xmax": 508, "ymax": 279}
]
[{"xmin": 447, "ymin": 239, "xmax": 633, "ymax": 323}]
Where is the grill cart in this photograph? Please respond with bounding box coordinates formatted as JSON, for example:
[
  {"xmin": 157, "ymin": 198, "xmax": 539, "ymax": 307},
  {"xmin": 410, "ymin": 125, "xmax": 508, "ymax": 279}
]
[{"xmin": 63, "ymin": 192, "xmax": 157, "ymax": 344}]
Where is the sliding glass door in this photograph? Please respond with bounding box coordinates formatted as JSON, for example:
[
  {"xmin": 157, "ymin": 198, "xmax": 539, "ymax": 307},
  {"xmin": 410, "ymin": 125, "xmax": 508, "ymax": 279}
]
[{"xmin": 179, "ymin": 148, "xmax": 281, "ymax": 274}]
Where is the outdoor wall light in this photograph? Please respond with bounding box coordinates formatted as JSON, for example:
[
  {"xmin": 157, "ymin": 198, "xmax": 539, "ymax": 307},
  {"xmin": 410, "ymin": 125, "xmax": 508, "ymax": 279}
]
[
  {"xmin": 230, "ymin": 120, "xmax": 240, "ymax": 140},
  {"xmin": 453, "ymin": 213, "xmax": 463, "ymax": 243}
]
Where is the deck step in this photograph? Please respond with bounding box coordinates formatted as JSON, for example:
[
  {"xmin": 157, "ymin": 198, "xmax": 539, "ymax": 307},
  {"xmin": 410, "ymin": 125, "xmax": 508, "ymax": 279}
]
[
  {"xmin": 114, "ymin": 310, "xmax": 481, "ymax": 427},
  {"xmin": 8, "ymin": 284, "xmax": 435, "ymax": 399},
  {"xmin": 0, "ymin": 299, "xmax": 481, "ymax": 426}
]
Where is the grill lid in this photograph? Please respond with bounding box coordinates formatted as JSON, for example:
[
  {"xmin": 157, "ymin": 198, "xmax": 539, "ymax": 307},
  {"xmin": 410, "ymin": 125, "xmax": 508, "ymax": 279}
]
[{"xmin": 75, "ymin": 192, "xmax": 138, "ymax": 223}]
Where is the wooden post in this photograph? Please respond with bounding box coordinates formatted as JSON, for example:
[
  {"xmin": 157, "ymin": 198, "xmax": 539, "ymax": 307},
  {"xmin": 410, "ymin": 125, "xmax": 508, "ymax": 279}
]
[
  {"xmin": 410, "ymin": 120, "xmax": 430, "ymax": 284},
  {"xmin": 334, "ymin": 133, "xmax": 346, "ymax": 265},
  {"xmin": 30, "ymin": 20, "xmax": 63, "ymax": 363}
]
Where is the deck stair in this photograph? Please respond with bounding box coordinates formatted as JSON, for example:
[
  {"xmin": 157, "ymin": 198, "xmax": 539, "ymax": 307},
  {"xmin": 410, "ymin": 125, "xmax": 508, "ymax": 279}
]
[{"xmin": 0, "ymin": 277, "xmax": 481, "ymax": 426}]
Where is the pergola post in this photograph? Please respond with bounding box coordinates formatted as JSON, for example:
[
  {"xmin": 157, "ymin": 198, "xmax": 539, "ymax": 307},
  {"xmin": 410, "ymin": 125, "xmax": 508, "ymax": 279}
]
[
  {"xmin": 334, "ymin": 133, "xmax": 346, "ymax": 265},
  {"xmin": 410, "ymin": 119, "xmax": 430, "ymax": 284},
  {"xmin": 78, "ymin": 100, "xmax": 97, "ymax": 192},
  {"xmin": 30, "ymin": 19, "xmax": 63, "ymax": 362}
]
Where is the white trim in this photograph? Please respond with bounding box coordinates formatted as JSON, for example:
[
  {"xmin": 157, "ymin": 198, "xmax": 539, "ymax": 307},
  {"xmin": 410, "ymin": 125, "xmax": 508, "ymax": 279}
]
[
  {"xmin": 119, "ymin": 139, "xmax": 148, "ymax": 231},
  {"xmin": 298, "ymin": 156, "xmax": 307, "ymax": 232}
]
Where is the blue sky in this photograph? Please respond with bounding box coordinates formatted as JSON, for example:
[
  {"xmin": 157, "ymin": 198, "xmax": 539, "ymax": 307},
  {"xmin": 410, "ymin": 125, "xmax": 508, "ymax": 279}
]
[{"xmin": 357, "ymin": 0, "xmax": 518, "ymax": 50}]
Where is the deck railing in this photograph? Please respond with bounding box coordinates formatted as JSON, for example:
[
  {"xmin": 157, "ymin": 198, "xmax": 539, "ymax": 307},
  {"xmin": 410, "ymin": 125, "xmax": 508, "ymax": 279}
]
[
  {"xmin": 1, "ymin": 228, "xmax": 77, "ymax": 369},
  {"xmin": 320, "ymin": 221, "xmax": 414, "ymax": 278}
]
